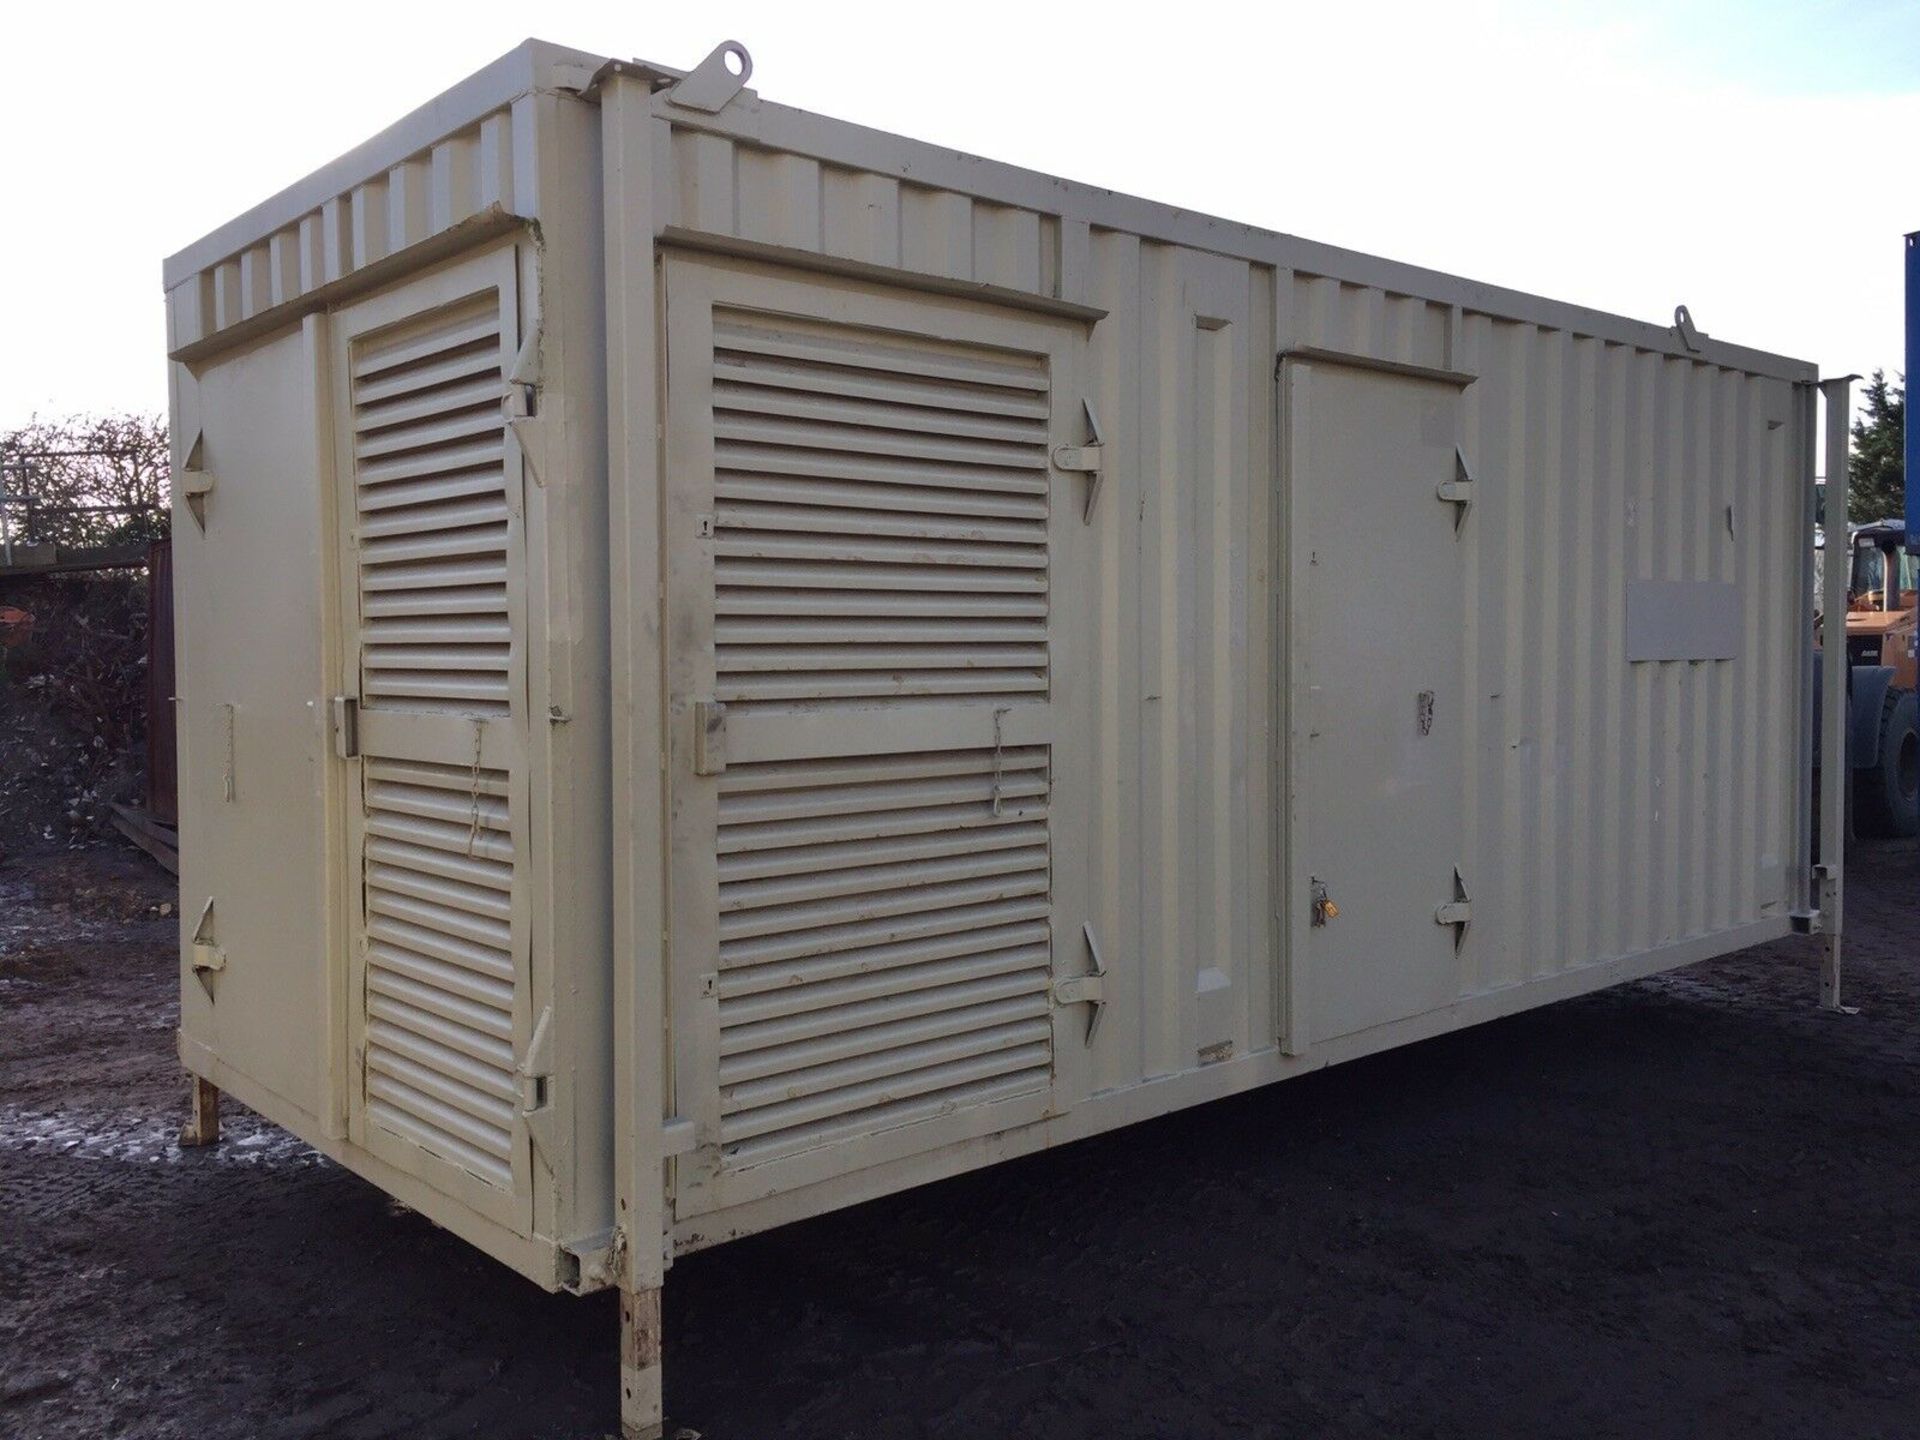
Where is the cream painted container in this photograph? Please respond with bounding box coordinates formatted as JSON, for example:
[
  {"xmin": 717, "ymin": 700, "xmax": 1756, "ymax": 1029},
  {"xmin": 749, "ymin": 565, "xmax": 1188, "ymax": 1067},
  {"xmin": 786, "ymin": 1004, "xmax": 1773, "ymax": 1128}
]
[{"xmin": 163, "ymin": 40, "xmax": 1832, "ymax": 1437}]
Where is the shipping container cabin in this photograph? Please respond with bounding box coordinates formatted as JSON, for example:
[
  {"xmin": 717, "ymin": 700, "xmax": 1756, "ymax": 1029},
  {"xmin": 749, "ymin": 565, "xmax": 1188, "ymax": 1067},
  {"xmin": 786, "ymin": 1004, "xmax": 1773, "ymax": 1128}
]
[{"xmin": 163, "ymin": 39, "xmax": 1845, "ymax": 1437}]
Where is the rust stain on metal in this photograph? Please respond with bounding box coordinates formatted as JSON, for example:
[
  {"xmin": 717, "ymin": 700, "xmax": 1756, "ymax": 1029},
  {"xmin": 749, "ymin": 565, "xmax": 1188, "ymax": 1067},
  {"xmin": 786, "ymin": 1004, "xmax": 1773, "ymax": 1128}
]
[{"xmin": 623, "ymin": 1288, "xmax": 663, "ymax": 1370}]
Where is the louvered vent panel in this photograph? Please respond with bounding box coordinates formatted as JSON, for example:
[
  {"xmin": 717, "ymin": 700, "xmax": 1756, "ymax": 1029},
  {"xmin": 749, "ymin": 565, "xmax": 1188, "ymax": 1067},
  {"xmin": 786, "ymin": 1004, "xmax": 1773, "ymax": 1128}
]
[
  {"xmin": 709, "ymin": 313, "xmax": 1052, "ymax": 708},
  {"xmin": 715, "ymin": 746, "xmax": 1054, "ymax": 1168},
  {"xmin": 361, "ymin": 755, "xmax": 517, "ymax": 1188},
  {"xmin": 351, "ymin": 292, "xmax": 513, "ymax": 716}
]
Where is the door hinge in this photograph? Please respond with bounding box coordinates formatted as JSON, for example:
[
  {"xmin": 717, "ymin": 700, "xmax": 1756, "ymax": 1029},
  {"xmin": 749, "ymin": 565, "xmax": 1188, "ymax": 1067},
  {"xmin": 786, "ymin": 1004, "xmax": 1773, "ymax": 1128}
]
[
  {"xmin": 1053, "ymin": 398, "xmax": 1106, "ymax": 524},
  {"xmin": 1436, "ymin": 446, "xmax": 1474, "ymax": 531},
  {"xmin": 518, "ymin": 1005, "xmax": 558, "ymax": 1163},
  {"xmin": 503, "ymin": 383, "xmax": 553, "ymax": 488},
  {"xmin": 189, "ymin": 896, "xmax": 226, "ymax": 974},
  {"xmin": 1435, "ymin": 866, "xmax": 1471, "ymax": 950},
  {"xmin": 178, "ymin": 430, "xmax": 214, "ymax": 531},
  {"xmin": 330, "ymin": 695, "xmax": 360, "ymax": 759},
  {"xmin": 502, "ymin": 319, "xmax": 552, "ymax": 487},
  {"xmin": 1051, "ymin": 921, "xmax": 1109, "ymax": 1045},
  {"xmin": 692, "ymin": 700, "xmax": 727, "ymax": 775}
]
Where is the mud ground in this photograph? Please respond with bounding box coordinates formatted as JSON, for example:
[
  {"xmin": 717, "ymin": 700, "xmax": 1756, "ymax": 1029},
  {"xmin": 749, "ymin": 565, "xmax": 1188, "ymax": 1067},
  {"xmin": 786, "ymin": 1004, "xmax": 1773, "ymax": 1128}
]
[{"xmin": 2, "ymin": 841, "xmax": 1917, "ymax": 1439}]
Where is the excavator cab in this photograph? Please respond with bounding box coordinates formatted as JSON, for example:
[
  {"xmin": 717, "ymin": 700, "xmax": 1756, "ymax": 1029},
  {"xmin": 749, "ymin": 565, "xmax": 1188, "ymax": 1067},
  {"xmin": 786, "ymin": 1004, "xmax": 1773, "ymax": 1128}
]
[
  {"xmin": 1844, "ymin": 521, "xmax": 1920, "ymax": 690},
  {"xmin": 1827, "ymin": 520, "xmax": 1919, "ymax": 836}
]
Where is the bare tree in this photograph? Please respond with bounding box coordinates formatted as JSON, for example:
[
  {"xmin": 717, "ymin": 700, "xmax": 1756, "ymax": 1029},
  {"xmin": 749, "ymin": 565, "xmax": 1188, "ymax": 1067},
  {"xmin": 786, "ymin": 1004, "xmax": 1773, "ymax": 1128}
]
[{"xmin": 1, "ymin": 413, "xmax": 170, "ymax": 552}]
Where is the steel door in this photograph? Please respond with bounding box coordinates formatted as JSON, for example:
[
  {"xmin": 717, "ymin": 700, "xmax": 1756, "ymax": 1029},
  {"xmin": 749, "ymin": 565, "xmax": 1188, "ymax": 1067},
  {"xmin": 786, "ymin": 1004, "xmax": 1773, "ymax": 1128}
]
[
  {"xmin": 660, "ymin": 255, "xmax": 1094, "ymax": 1216},
  {"xmin": 1287, "ymin": 360, "xmax": 1470, "ymax": 1045},
  {"xmin": 330, "ymin": 244, "xmax": 537, "ymax": 1232}
]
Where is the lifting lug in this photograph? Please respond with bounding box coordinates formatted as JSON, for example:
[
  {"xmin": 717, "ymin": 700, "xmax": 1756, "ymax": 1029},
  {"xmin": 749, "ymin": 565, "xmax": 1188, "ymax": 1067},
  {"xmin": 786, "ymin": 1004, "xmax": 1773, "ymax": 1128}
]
[{"xmin": 666, "ymin": 41, "xmax": 753, "ymax": 114}]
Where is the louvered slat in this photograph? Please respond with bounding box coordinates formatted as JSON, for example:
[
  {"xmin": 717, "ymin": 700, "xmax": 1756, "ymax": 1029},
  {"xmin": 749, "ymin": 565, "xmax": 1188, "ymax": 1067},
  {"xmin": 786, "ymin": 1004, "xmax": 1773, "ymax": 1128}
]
[
  {"xmin": 713, "ymin": 747, "xmax": 1053, "ymax": 1169},
  {"xmin": 351, "ymin": 292, "xmax": 514, "ymax": 716},
  {"xmin": 709, "ymin": 311, "xmax": 1051, "ymax": 709},
  {"xmin": 359, "ymin": 754, "xmax": 517, "ymax": 1188}
]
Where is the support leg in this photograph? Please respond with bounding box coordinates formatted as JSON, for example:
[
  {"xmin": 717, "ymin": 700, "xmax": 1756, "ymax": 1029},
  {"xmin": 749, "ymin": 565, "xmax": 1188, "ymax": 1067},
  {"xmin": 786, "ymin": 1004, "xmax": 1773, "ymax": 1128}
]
[
  {"xmin": 1815, "ymin": 377, "xmax": 1855, "ymax": 1015},
  {"xmin": 1817, "ymin": 860, "xmax": 1841, "ymax": 1010},
  {"xmin": 180, "ymin": 1074, "xmax": 221, "ymax": 1147},
  {"xmin": 1816, "ymin": 863, "xmax": 1857, "ymax": 1014},
  {"xmin": 1820, "ymin": 930, "xmax": 1847, "ymax": 1011},
  {"xmin": 620, "ymin": 1284, "xmax": 664, "ymax": 1440}
]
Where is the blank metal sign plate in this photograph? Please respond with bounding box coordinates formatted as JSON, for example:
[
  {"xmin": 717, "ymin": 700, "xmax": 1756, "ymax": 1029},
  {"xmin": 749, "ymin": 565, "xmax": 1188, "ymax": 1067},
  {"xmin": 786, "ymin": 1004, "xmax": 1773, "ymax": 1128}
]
[{"xmin": 1625, "ymin": 580, "xmax": 1742, "ymax": 662}]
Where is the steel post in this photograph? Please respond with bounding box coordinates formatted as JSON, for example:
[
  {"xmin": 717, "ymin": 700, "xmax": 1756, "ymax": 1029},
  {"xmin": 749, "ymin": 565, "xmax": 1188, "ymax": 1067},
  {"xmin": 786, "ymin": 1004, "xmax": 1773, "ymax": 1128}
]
[
  {"xmin": 1906, "ymin": 232, "xmax": 1917, "ymax": 549},
  {"xmin": 1818, "ymin": 375, "xmax": 1856, "ymax": 1010}
]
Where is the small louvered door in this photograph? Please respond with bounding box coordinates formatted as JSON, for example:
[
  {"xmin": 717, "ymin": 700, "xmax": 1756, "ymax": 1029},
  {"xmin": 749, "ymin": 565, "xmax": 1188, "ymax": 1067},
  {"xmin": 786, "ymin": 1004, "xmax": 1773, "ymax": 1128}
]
[
  {"xmin": 331, "ymin": 246, "xmax": 534, "ymax": 1231},
  {"xmin": 662, "ymin": 257, "xmax": 1090, "ymax": 1216}
]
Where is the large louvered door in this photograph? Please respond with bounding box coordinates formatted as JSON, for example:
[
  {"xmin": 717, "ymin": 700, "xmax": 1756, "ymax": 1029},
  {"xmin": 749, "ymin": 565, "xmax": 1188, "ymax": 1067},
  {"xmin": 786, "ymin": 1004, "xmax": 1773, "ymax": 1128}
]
[
  {"xmin": 331, "ymin": 246, "xmax": 535, "ymax": 1231},
  {"xmin": 662, "ymin": 257, "xmax": 1090, "ymax": 1216}
]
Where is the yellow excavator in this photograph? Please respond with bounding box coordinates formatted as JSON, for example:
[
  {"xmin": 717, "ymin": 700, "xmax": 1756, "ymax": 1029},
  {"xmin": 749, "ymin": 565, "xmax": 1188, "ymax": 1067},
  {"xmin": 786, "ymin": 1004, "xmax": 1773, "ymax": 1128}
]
[{"xmin": 1818, "ymin": 519, "xmax": 1918, "ymax": 837}]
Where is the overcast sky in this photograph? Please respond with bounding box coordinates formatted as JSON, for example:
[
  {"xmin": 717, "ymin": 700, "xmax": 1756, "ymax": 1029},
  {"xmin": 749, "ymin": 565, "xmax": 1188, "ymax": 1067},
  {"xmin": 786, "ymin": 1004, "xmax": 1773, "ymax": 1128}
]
[{"xmin": 1, "ymin": 0, "xmax": 1914, "ymax": 434}]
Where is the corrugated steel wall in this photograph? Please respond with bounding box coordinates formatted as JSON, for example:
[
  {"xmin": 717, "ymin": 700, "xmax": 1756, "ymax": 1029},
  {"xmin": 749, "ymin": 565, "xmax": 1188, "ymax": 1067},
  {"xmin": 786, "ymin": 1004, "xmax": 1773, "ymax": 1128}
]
[
  {"xmin": 661, "ymin": 131, "xmax": 1068, "ymax": 298},
  {"xmin": 648, "ymin": 120, "xmax": 1809, "ymax": 1091},
  {"xmin": 165, "ymin": 101, "xmax": 529, "ymax": 354},
  {"xmin": 1078, "ymin": 237, "xmax": 1277, "ymax": 1090},
  {"xmin": 1446, "ymin": 321, "xmax": 1804, "ymax": 990}
]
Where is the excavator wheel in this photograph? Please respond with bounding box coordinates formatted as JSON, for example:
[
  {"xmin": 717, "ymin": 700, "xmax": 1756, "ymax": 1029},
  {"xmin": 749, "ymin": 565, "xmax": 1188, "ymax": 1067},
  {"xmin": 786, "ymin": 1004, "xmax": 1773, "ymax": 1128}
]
[{"xmin": 1856, "ymin": 688, "xmax": 1919, "ymax": 838}]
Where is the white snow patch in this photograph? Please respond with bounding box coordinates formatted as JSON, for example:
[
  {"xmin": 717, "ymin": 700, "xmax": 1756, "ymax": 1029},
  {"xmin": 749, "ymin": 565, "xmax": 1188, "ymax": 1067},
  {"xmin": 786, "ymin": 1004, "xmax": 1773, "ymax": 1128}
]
[{"xmin": 0, "ymin": 1103, "xmax": 323, "ymax": 1168}]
